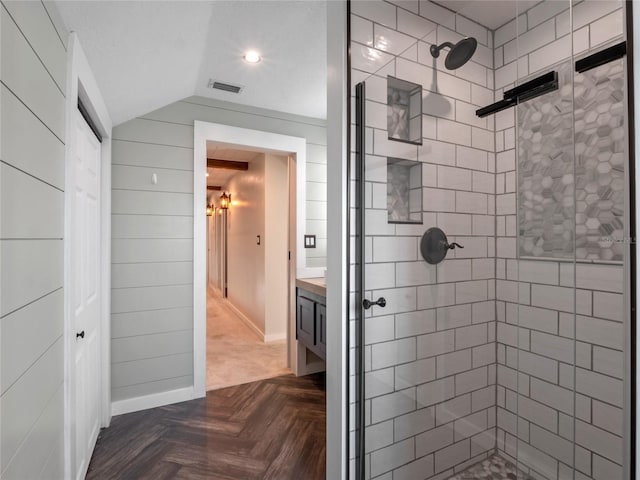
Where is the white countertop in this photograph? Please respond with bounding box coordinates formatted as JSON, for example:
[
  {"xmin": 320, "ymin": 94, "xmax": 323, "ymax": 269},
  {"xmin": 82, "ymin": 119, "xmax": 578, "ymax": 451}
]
[{"xmin": 296, "ymin": 277, "xmax": 326, "ymax": 297}]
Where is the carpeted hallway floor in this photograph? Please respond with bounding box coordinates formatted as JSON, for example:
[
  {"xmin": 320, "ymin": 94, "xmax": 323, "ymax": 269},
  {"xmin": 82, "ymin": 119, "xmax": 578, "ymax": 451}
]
[{"xmin": 206, "ymin": 287, "xmax": 291, "ymax": 391}]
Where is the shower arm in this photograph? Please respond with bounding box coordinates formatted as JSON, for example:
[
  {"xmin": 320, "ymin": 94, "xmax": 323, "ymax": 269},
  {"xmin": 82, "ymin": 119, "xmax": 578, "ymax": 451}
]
[{"xmin": 430, "ymin": 42, "xmax": 455, "ymax": 58}]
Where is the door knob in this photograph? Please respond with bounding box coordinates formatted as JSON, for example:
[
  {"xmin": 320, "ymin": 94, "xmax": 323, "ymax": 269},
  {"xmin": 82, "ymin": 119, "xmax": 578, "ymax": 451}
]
[
  {"xmin": 76, "ymin": 331, "xmax": 85, "ymax": 339},
  {"xmin": 363, "ymin": 297, "xmax": 386, "ymax": 310}
]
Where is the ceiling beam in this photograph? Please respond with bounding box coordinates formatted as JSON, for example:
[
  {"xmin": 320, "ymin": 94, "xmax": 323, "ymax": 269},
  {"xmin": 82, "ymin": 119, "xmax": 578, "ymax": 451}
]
[
  {"xmin": 207, "ymin": 185, "xmax": 222, "ymax": 191},
  {"xmin": 207, "ymin": 158, "xmax": 249, "ymax": 170}
]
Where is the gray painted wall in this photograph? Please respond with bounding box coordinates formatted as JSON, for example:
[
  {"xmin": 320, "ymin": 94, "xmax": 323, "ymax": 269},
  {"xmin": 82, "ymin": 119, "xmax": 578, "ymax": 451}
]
[
  {"xmin": 111, "ymin": 96, "xmax": 327, "ymax": 402},
  {"xmin": 0, "ymin": 1, "xmax": 68, "ymax": 477}
]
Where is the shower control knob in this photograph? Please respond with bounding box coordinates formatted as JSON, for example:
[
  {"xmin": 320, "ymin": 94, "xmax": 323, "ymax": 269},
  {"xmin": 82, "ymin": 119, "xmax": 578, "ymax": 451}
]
[
  {"xmin": 420, "ymin": 227, "xmax": 463, "ymax": 265},
  {"xmin": 363, "ymin": 297, "xmax": 386, "ymax": 310}
]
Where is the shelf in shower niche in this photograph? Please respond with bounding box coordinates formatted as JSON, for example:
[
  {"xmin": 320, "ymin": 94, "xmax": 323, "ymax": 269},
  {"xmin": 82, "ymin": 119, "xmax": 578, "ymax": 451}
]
[
  {"xmin": 387, "ymin": 76, "xmax": 422, "ymax": 145},
  {"xmin": 387, "ymin": 157, "xmax": 422, "ymax": 224}
]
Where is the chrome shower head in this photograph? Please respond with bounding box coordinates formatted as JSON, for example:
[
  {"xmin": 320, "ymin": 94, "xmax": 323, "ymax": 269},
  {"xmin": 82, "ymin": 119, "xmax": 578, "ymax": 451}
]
[{"xmin": 430, "ymin": 37, "xmax": 478, "ymax": 70}]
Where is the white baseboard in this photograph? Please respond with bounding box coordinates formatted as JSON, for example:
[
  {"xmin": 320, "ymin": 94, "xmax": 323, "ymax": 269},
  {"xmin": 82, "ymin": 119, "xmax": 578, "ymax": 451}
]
[
  {"xmin": 225, "ymin": 300, "xmax": 265, "ymax": 341},
  {"xmin": 264, "ymin": 332, "xmax": 287, "ymax": 343},
  {"xmin": 111, "ymin": 386, "xmax": 194, "ymax": 416}
]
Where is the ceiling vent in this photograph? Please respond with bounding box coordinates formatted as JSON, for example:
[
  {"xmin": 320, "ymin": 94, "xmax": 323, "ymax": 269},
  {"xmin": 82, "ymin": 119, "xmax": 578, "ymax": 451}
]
[{"xmin": 207, "ymin": 79, "xmax": 243, "ymax": 94}]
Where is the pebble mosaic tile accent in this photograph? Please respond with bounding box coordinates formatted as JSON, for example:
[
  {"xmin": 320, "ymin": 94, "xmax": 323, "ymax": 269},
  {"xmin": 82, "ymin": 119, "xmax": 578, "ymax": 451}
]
[
  {"xmin": 518, "ymin": 58, "xmax": 626, "ymax": 261},
  {"xmin": 448, "ymin": 454, "xmax": 534, "ymax": 480}
]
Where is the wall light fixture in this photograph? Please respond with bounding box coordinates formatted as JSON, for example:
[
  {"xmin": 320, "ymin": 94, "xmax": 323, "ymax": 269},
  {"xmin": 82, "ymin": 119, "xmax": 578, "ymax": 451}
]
[{"xmin": 220, "ymin": 192, "xmax": 231, "ymax": 210}]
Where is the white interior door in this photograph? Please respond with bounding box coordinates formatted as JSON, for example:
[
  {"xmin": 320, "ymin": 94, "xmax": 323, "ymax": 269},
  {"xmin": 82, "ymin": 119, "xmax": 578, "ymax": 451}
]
[{"xmin": 72, "ymin": 108, "xmax": 102, "ymax": 480}]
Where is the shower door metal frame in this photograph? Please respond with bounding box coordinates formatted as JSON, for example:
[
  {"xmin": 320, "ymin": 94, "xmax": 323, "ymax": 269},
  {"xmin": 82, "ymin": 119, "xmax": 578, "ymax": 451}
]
[
  {"xmin": 352, "ymin": 81, "xmax": 366, "ymax": 480},
  {"xmin": 624, "ymin": 2, "xmax": 637, "ymax": 478}
]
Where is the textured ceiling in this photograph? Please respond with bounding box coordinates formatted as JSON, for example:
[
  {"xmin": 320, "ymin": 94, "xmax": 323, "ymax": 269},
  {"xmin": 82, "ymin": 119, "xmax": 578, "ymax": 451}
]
[{"xmin": 56, "ymin": 1, "xmax": 327, "ymax": 126}]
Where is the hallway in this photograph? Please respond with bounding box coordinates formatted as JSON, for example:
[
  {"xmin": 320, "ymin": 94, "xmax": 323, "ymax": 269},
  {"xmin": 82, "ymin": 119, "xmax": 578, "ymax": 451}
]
[
  {"xmin": 86, "ymin": 374, "xmax": 326, "ymax": 479},
  {"xmin": 207, "ymin": 288, "xmax": 290, "ymax": 391}
]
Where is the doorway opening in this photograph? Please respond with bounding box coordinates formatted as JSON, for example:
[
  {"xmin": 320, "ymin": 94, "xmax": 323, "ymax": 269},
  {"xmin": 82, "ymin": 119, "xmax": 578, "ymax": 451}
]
[
  {"xmin": 205, "ymin": 143, "xmax": 292, "ymax": 390},
  {"xmin": 193, "ymin": 121, "xmax": 320, "ymax": 395}
]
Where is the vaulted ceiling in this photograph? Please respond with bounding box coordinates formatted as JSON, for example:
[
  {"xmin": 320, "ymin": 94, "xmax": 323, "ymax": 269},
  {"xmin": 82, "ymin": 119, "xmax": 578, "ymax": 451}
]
[{"xmin": 56, "ymin": 1, "xmax": 327, "ymax": 126}]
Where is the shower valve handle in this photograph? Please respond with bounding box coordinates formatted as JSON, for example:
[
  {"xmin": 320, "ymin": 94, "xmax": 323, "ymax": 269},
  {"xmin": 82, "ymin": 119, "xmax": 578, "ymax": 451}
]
[{"xmin": 447, "ymin": 242, "xmax": 464, "ymax": 250}]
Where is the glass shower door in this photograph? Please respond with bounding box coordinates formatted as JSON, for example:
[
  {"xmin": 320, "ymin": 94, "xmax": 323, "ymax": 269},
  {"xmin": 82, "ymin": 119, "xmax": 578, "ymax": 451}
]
[
  {"xmin": 348, "ymin": 1, "xmax": 631, "ymax": 479},
  {"xmin": 505, "ymin": 1, "xmax": 630, "ymax": 478},
  {"xmin": 349, "ymin": 3, "xmax": 499, "ymax": 478},
  {"xmin": 510, "ymin": 58, "xmax": 579, "ymax": 480}
]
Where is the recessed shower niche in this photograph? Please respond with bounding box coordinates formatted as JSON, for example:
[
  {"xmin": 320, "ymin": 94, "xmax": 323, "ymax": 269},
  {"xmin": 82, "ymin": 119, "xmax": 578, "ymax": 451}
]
[
  {"xmin": 387, "ymin": 157, "xmax": 422, "ymax": 224},
  {"xmin": 387, "ymin": 76, "xmax": 422, "ymax": 145}
]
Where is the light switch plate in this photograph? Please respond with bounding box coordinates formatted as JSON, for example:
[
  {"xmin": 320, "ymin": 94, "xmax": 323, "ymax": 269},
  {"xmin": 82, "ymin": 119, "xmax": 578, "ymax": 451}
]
[{"xmin": 304, "ymin": 235, "xmax": 316, "ymax": 248}]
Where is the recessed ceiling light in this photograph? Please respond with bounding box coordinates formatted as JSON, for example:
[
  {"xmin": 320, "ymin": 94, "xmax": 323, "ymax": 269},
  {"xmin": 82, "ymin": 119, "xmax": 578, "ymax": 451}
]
[{"xmin": 243, "ymin": 50, "xmax": 261, "ymax": 64}]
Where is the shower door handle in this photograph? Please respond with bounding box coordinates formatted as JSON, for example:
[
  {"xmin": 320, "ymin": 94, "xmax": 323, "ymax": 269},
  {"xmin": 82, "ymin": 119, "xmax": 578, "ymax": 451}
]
[{"xmin": 363, "ymin": 297, "xmax": 386, "ymax": 310}]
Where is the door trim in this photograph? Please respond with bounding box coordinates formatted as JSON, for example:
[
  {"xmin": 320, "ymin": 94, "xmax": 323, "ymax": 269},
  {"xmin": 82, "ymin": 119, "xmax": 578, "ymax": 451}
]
[
  {"xmin": 64, "ymin": 33, "xmax": 113, "ymax": 480},
  {"xmin": 193, "ymin": 121, "xmax": 307, "ymax": 397},
  {"xmin": 326, "ymin": 1, "xmax": 349, "ymax": 478}
]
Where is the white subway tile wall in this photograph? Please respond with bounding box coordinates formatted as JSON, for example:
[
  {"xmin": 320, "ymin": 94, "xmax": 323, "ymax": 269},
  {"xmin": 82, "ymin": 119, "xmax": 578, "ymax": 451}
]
[{"xmin": 351, "ymin": 0, "xmax": 627, "ymax": 479}]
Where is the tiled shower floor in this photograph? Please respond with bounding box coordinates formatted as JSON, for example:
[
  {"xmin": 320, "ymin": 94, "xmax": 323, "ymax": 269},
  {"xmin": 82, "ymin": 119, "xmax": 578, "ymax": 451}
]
[{"xmin": 447, "ymin": 454, "xmax": 535, "ymax": 480}]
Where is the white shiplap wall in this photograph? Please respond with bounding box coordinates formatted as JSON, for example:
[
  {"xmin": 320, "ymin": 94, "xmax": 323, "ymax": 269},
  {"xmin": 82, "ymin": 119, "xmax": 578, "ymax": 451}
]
[
  {"xmin": 0, "ymin": 1, "xmax": 68, "ymax": 477},
  {"xmin": 110, "ymin": 96, "xmax": 327, "ymax": 402}
]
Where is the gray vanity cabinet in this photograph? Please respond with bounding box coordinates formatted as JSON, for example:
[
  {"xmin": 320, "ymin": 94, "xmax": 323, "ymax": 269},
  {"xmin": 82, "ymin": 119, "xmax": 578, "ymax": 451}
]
[{"xmin": 296, "ymin": 288, "xmax": 326, "ymax": 360}]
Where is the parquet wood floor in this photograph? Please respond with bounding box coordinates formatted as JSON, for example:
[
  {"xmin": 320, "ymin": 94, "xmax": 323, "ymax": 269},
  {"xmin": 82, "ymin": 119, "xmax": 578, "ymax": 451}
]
[{"xmin": 86, "ymin": 373, "xmax": 326, "ymax": 480}]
